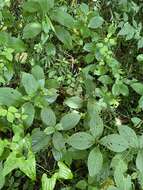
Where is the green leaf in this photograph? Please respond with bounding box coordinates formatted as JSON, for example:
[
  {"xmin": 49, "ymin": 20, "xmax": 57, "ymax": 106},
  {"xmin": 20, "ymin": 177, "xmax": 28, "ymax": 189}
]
[
  {"xmin": 51, "ymin": 8, "xmax": 74, "ymax": 29},
  {"xmin": 138, "ymin": 37, "xmax": 143, "ymax": 49},
  {"xmin": 118, "ymin": 125, "xmax": 138, "ymax": 148},
  {"xmin": 23, "ymin": 1, "xmax": 39, "ymax": 13},
  {"xmin": 41, "ymin": 107, "xmax": 56, "ymax": 126},
  {"xmin": 32, "ymin": 129, "xmax": 51, "ymax": 153},
  {"xmin": 3, "ymin": 152, "xmax": 19, "ymax": 176},
  {"xmin": 131, "ymin": 82, "xmax": 143, "ymax": 95},
  {"xmin": 88, "ymin": 100, "xmax": 104, "ymax": 138},
  {"xmin": 41, "ymin": 173, "xmax": 57, "ymax": 190},
  {"xmin": 7, "ymin": 112, "xmax": 14, "ymax": 123},
  {"xmin": 55, "ymin": 25, "xmax": 72, "ymax": 49},
  {"xmin": 98, "ymin": 75, "xmax": 113, "ymax": 84},
  {"xmin": 100, "ymin": 134, "xmax": 129, "ymax": 152},
  {"xmin": 113, "ymin": 157, "xmax": 127, "ymax": 189},
  {"xmin": 107, "ymin": 187, "xmax": 119, "ymax": 190},
  {"xmin": 88, "ymin": 16, "xmax": 104, "ymax": 29},
  {"xmin": 8, "ymin": 37, "xmax": 25, "ymax": 52},
  {"xmin": 23, "ymin": 22, "xmax": 42, "ymax": 39},
  {"xmin": 21, "ymin": 72, "xmax": 38, "ymax": 95},
  {"xmin": 0, "ymin": 88, "xmax": 22, "ymax": 106},
  {"xmin": 88, "ymin": 147, "xmax": 103, "ymax": 177},
  {"xmin": 131, "ymin": 117, "xmax": 142, "ymax": 126},
  {"xmin": 137, "ymin": 54, "xmax": 143, "ymax": 62},
  {"xmin": 52, "ymin": 132, "xmax": 65, "ymax": 151},
  {"xmin": 83, "ymin": 43, "xmax": 96, "ymax": 52},
  {"xmin": 64, "ymin": 96, "xmax": 83, "ymax": 109},
  {"xmin": 68, "ymin": 132, "xmax": 94, "ymax": 150},
  {"xmin": 60, "ymin": 112, "xmax": 81, "ymax": 130},
  {"xmin": 0, "ymin": 32, "xmax": 10, "ymax": 45},
  {"xmin": 80, "ymin": 3, "xmax": 89, "ymax": 15},
  {"xmin": 22, "ymin": 103, "xmax": 35, "ymax": 127},
  {"xmin": 76, "ymin": 180, "xmax": 87, "ymax": 190},
  {"xmin": 89, "ymin": 114, "xmax": 104, "ymax": 139},
  {"xmin": 18, "ymin": 151, "xmax": 36, "ymax": 181},
  {"xmin": 112, "ymin": 81, "xmax": 129, "ymax": 96},
  {"xmin": 136, "ymin": 150, "xmax": 143, "ymax": 174},
  {"xmin": 38, "ymin": 0, "xmax": 54, "ymax": 13},
  {"xmin": 139, "ymin": 96, "xmax": 143, "ymax": 108},
  {"xmin": 0, "ymin": 164, "xmax": 5, "ymax": 189},
  {"xmin": 114, "ymin": 166, "xmax": 132, "ymax": 190},
  {"xmin": 44, "ymin": 127, "xmax": 55, "ymax": 135},
  {"xmin": 32, "ymin": 65, "xmax": 45, "ymax": 88},
  {"xmin": 43, "ymin": 88, "xmax": 58, "ymax": 104},
  {"xmin": 118, "ymin": 22, "xmax": 135, "ymax": 40},
  {"xmin": 58, "ymin": 161, "xmax": 73, "ymax": 180},
  {"xmin": 0, "ymin": 140, "xmax": 9, "ymax": 157}
]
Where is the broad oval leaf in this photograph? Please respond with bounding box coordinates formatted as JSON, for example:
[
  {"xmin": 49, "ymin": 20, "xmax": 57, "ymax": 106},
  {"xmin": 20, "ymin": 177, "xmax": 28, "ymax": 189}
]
[
  {"xmin": 52, "ymin": 132, "xmax": 65, "ymax": 151},
  {"xmin": 0, "ymin": 88, "xmax": 22, "ymax": 106},
  {"xmin": 51, "ymin": 8, "xmax": 75, "ymax": 29},
  {"xmin": 8, "ymin": 37, "xmax": 26, "ymax": 52},
  {"xmin": 68, "ymin": 132, "xmax": 94, "ymax": 150},
  {"xmin": 137, "ymin": 54, "xmax": 143, "ymax": 62},
  {"xmin": 38, "ymin": 0, "xmax": 54, "ymax": 13},
  {"xmin": 41, "ymin": 107, "xmax": 56, "ymax": 126},
  {"xmin": 88, "ymin": 16, "xmax": 104, "ymax": 29},
  {"xmin": 64, "ymin": 96, "xmax": 83, "ymax": 109},
  {"xmin": 32, "ymin": 129, "xmax": 51, "ymax": 153},
  {"xmin": 112, "ymin": 81, "xmax": 129, "ymax": 96},
  {"xmin": 89, "ymin": 114, "xmax": 104, "ymax": 139},
  {"xmin": 88, "ymin": 147, "xmax": 103, "ymax": 177},
  {"xmin": 32, "ymin": 65, "xmax": 45, "ymax": 88},
  {"xmin": 100, "ymin": 134, "xmax": 129, "ymax": 152},
  {"xmin": 23, "ymin": 22, "xmax": 42, "ymax": 39},
  {"xmin": 22, "ymin": 102, "xmax": 35, "ymax": 127},
  {"xmin": 118, "ymin": 125, "xmax": 139, "ymax": 148},
  {"xmin": 136, "ymin": 150, "xmax": 143, "ymax": 174},
  {"xmin": 21, "ymin": 72, "xmax": 38, "ymax": 95},
  {"xmin": 55, "ymin": 25, "xmax": 72, "ymax": 49},
  {"xmin": 131, "ymin": 82, "xmax": 143, "ymax": 95},
  {"xmin": 60, "ymin": 112, "xmax": 81, "ymax": 130},
  {"xmin": 23, "ymin": 1, "xmax": 40, "ymax": 13}
]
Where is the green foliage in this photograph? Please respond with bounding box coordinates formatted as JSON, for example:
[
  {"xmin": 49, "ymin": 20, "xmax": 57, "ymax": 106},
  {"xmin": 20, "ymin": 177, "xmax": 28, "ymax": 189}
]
[{"xmin": 0, "ymin": 0, "xmax": 143, "ymax": 189}]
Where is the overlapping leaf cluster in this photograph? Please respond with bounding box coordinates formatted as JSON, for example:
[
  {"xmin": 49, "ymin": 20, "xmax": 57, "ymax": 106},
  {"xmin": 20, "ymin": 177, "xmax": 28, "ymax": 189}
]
[{"xmin": 0, "ymin": 0, "xmax": 143, "ymax": 189}]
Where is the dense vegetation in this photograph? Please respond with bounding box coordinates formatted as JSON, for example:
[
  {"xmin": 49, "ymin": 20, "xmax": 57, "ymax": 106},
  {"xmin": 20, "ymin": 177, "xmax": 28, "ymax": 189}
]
[{"xmin": 0, "ymin": 0, "xmax": 143, "ymax": 189}]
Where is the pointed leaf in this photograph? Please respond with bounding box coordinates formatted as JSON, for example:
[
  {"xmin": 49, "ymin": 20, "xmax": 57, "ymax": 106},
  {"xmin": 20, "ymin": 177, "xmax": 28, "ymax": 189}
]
[
  {"xmin": 131, "ymin": 82, "xmax": 143, "ymax": 95},
  {"xmin": 51, "ymin": 8, "xmax": 74, "ymax": 28},
  {"xmin": 100, "ymin": 134, "xmax": 129, "ymax": 152},
  {"xmin": 41, "ymin": 107, "xmax": 56, "ymax": 126},
  {"xmin": 0, "ymin": 88, "xmax": 22, "ymax": 106},
  {"xmin": 136, "ymin": 150, "xmax": 143, "ymax": 174},
  {"xmin": 88, "ymin": 16, "xmax": 104, "ymax": 29},
  {"xmin": 60, "ymin": 112, "xmax": 81, "ymax": 130},
  {"xmin": 52, "ymin": 132, "xmax": 65, "ymax": 151},
  {"xmin": 58, "ymin": 161, "xmax": 73, "ymax": 179},
  {"xmin": 23, "ymin": 22, "xmax": 42, "ymax": 39},
  {"xmin": 68, "ymin": 132, "xmax": 94, "ymax": 150},
  {"xmin": 55, "ymin": 25, "xmax": 72, "ymax": 49},
  {"xmin": 21, "ymin": 72, "xmax": 38, "ymax": 95},
  {"xmin": 41, "ymin": 173, "xmax": 57, "ymax": 190},
  {"xmin": 64, "ymin": 96, "xmax": 83, "ymax": 109},
  {"xmin": 22, "ymin": 103, "xmax": 35, "ymax": 127},
  {"xmin": 88, "ymin": 147, "xmax": 103, "ymax": 176},
  {"xmin": 118, "ymin": 125, "xmax": 138, "ymax": 148},
  {"xmin": 32, "ymin": 129, "xmax": 51, "ymax": 153},
  {"xmin": 19, "ymin": 151, "xmax": 36, "ymax": 181}
]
